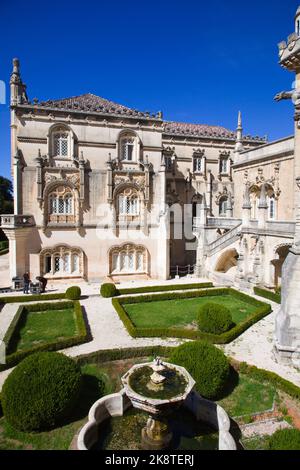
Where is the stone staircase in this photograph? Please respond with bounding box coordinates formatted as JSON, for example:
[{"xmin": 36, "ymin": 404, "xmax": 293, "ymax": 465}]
[{"xmin": 205, "ymin": 222, "xmax": 242, "ymax": 257}]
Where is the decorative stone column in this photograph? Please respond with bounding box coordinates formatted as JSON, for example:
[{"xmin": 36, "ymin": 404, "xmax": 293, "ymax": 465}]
[
  {"xmin": 0, "ymin": 215, "xmax": 35, "ymax": 282},
  {"xmin": 157, "ymin": 155, "xmax": 170, "ymax": 280},
  {"xmin": 194, "ymin": 195, "xmax": 208, "ymax": 277},
  {"xmin": 274, "ymin": 8, "xmax": 300, "ymax": 364},
  {"xmin": 242, "ymin": 182, "xmax": 251, "ymax": 228},
  {"xmin": 257, "ymin": 183, "xmax": 268, "ymax": 230}
]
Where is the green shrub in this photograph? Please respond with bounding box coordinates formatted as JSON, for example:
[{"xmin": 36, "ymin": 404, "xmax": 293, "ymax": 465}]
[
  {"xmin": 170, "ymin": 341, "xmax": 230, "ymax": 399},
  {"xmin": 65, "ymin": 286, "xmax": 81, "ymax": 300},
  {"xmin": 100, "ymin": 283, "xmax": 118, "ymax": 298},
  {"xmin": 1, "ymin": 352, "xmax": 82, "ymax": 431},
  {"xmin": 268, "ymin": 428, "xmax": 300, "ymax": 450},
  {"xmin": 197, "ymin": 302, "xmax": 232, "ymax": 334}
]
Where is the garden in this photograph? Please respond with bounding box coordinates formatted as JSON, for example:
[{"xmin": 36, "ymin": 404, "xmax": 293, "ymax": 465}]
[
  {"xmin": 0, "ymin": 343, "xmax": 299, "ymax": 450},
  {"xmin": 111, "ymin": 287, "xmax": 271, "ymax": 343}
]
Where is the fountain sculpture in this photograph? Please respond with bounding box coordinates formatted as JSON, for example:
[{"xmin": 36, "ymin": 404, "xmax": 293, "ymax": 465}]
[{"xmin": 121, "ymin": 357, "xmax": 195, "ymax": 450}]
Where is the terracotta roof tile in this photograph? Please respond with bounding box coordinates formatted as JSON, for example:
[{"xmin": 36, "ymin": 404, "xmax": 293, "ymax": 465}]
[{"xmin": 38, "ymin": 93, "xmax": 160, "ymax": 119}]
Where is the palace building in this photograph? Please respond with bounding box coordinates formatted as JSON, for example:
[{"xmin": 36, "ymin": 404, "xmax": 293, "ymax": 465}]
[{"xmin": 1, "ymin": 14, "xmax": 298, "ymax": 289}]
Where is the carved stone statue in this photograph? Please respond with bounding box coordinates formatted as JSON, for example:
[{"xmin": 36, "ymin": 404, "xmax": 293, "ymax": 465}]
[{"xmin": 274, "ymin": 90, "xmax": 300, "ymax": 106}]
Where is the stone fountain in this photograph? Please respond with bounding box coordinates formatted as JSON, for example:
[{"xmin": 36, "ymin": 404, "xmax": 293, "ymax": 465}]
[{"xmin": 121, "ymin": 357, "xmax": 195, "ymax": 450}]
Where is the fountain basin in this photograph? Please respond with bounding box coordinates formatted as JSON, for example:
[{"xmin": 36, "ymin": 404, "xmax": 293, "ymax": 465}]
[{"xmin": 121, "ymin": 361, "xmax": 195, "ymax": 416}]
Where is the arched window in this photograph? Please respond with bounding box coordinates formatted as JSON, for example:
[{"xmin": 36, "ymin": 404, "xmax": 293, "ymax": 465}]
[
  {"xmin": 121, "ymin": 137, "xmax": 135, "ymax": 161},
  {"xmin": 48, "ymin": 186, "xmax": 75, "ymax": 224},
  {"xmin": 118, "ymin": 131, "xmax": 140, "ymax": 163},
  {"xmin": 41, "ymin": 246, "xmax": 84, "ymax": 277},
  {"xmin": 118, "ymin": 188, "xmax": 140, "ymax": 217},
  {"xmin": 110, "ymin": 244, "xmax": 148, "ymax": 275},
  {"xmin": 50, "ymin": 125, "xmax": 73, "ymax": 159},
  {"xmin": 219, "ymin": 197, "xmax": 228, "ymax": 216},
  {"xmin": 54, "ymin": 131, "xmax": 69, "ymax": 157}
]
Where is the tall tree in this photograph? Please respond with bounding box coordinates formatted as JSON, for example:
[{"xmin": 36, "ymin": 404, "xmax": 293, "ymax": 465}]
[{"xmin": 0, "ymin": 176, "xmax": 13, "ymax": 214}]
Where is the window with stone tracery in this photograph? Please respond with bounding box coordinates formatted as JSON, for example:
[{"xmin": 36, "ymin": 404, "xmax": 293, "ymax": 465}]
[
  {"xmin": 110, "ymin": 244, "xmax": 148, "ymax": 275},
  {"xmin": 41, "ymin": 246, "xmax": 83, "ymax": 277},
  {"xmin": 48, "ymin": 186, "xmax": 76, "ymax": 224},
  {"xmin": 118, "ymin": 188, "xmax": 140, "ymax": 217}
]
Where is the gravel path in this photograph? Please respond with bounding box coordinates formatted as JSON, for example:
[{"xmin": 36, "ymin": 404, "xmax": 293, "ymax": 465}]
[{"xmin": 0, "ymin": 286, "xmax": 300, "ymax": 392}]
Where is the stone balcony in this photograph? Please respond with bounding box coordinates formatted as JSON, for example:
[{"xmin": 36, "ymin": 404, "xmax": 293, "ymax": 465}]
[{"xmin": 0, "ymin": 214, "xmax": 35, "ymax": 229}]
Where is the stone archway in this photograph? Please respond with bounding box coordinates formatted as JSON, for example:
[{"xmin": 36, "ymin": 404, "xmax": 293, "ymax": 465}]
[{"xmin": 215, "ymin": 248, "xmax": 239, "ymax": 273}]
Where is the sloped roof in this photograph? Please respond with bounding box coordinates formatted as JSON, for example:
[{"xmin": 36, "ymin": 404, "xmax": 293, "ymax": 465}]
[
  {"xmin": 163, "ymin": 121, "xmax": 265, "ymax": 142},
  {"xmin": 38, "ymin": 93, "xmax": 160, "ymax": 120},
  {"xmin": 35, "ymin": 93, "xmax": 265, "ymax": 142}
]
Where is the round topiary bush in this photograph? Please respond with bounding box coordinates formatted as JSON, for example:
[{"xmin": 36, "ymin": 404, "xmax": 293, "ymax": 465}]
[
  {"xmin": 65, "ymin": 286, "xmax": 81, "ymax": 300},
  {"xmin": 170, "ymin": 340, "xmax": 230, "ymax": 399},
  {"xmin": 268, "ymin": 428, "xmax": 300, "ymax": 450},
  {"xmin": 197, "ymin": 302, "xmax": 232, "ymax": 335},
  {"xmin": 100, "ymin": 283, "xmax": 118, "ymax": 298},
  {"xmin": 1, "ymin": 352, "xmax": 82, "ymax": 431}
]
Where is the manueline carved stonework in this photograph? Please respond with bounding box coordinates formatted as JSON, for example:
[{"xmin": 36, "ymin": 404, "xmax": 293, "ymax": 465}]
[{"xmin": 113, "ymin": 173, "xmax": 145, "ymax": 191}]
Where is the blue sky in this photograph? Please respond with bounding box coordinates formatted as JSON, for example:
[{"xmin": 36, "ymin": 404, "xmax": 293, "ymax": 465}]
[{"xmin": 0, "ymin": 0, "xmax": 298, "ymax": 179}]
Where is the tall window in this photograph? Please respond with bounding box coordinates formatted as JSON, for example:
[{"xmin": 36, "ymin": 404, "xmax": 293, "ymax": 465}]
[
  {"xmin": 53, "ymin": 132, "xmax": 69, "ymax": 157},
  {"xmin": 219, "ymin": 197, "xmax": 228, "ymax": 216},
  {"xmin": 297, "ymin": 19, "xmax": 300, "ymax": 36},
  {"xmin": 193, "ymin": 156, "xmax": 204, "ymax": 173},
  {"xmin": 121, "ymin": 137, "xmax": 135, "ymax": 161},
  {"xmin": 220, "ymin": 157, "xmax": 229, "ymax": 174},
  {"xmin": 165, "ymin": 156, "xmax": 172, "ymax": 171},
  {"xmin": 268, "ymin": 196, "xmax": 276, "ymax": 220}
]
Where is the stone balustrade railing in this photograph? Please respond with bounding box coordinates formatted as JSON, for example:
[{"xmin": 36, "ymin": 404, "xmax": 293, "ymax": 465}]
[
  {"xmin": 206, "ymin": 222, "xmax": 242, "ymax": 256},
  {"xmin": 0, "ymin": 214, "xmax": 35, "ymax": 229}
]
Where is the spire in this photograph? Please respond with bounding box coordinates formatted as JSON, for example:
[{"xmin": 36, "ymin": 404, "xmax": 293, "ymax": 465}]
[
  {"xmin": 10, "ymin": 58, "xmax": 28, "ymax": 105},
  {"xmin": 234, "ymin": 111, "xmax": 244, "ymax": 157}
]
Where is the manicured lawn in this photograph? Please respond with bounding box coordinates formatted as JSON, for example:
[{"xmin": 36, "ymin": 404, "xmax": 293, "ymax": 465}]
[
  {"xmin": 218, "ymin": 374, "xmax": 276, "ymax": 418},
  {"xmin": 8, "ymin": 308, "xmax": 77, "ymax": 353},
  {"xmin": 123, "ymin": 295, "xmax": 256, "ymax": 330}
]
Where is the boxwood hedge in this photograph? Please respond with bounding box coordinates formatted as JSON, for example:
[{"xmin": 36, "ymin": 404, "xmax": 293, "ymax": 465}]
[
  {"xmin": 112, "ymin": 288, "xmax": 271, "ymax": 344},
  {"xmin": 0, "ymin": 300, "xmax": 89, "ymax": 371},
  {"xmin": 254, "ymin": 287, "xmax": 281, "ymax": 304}
]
